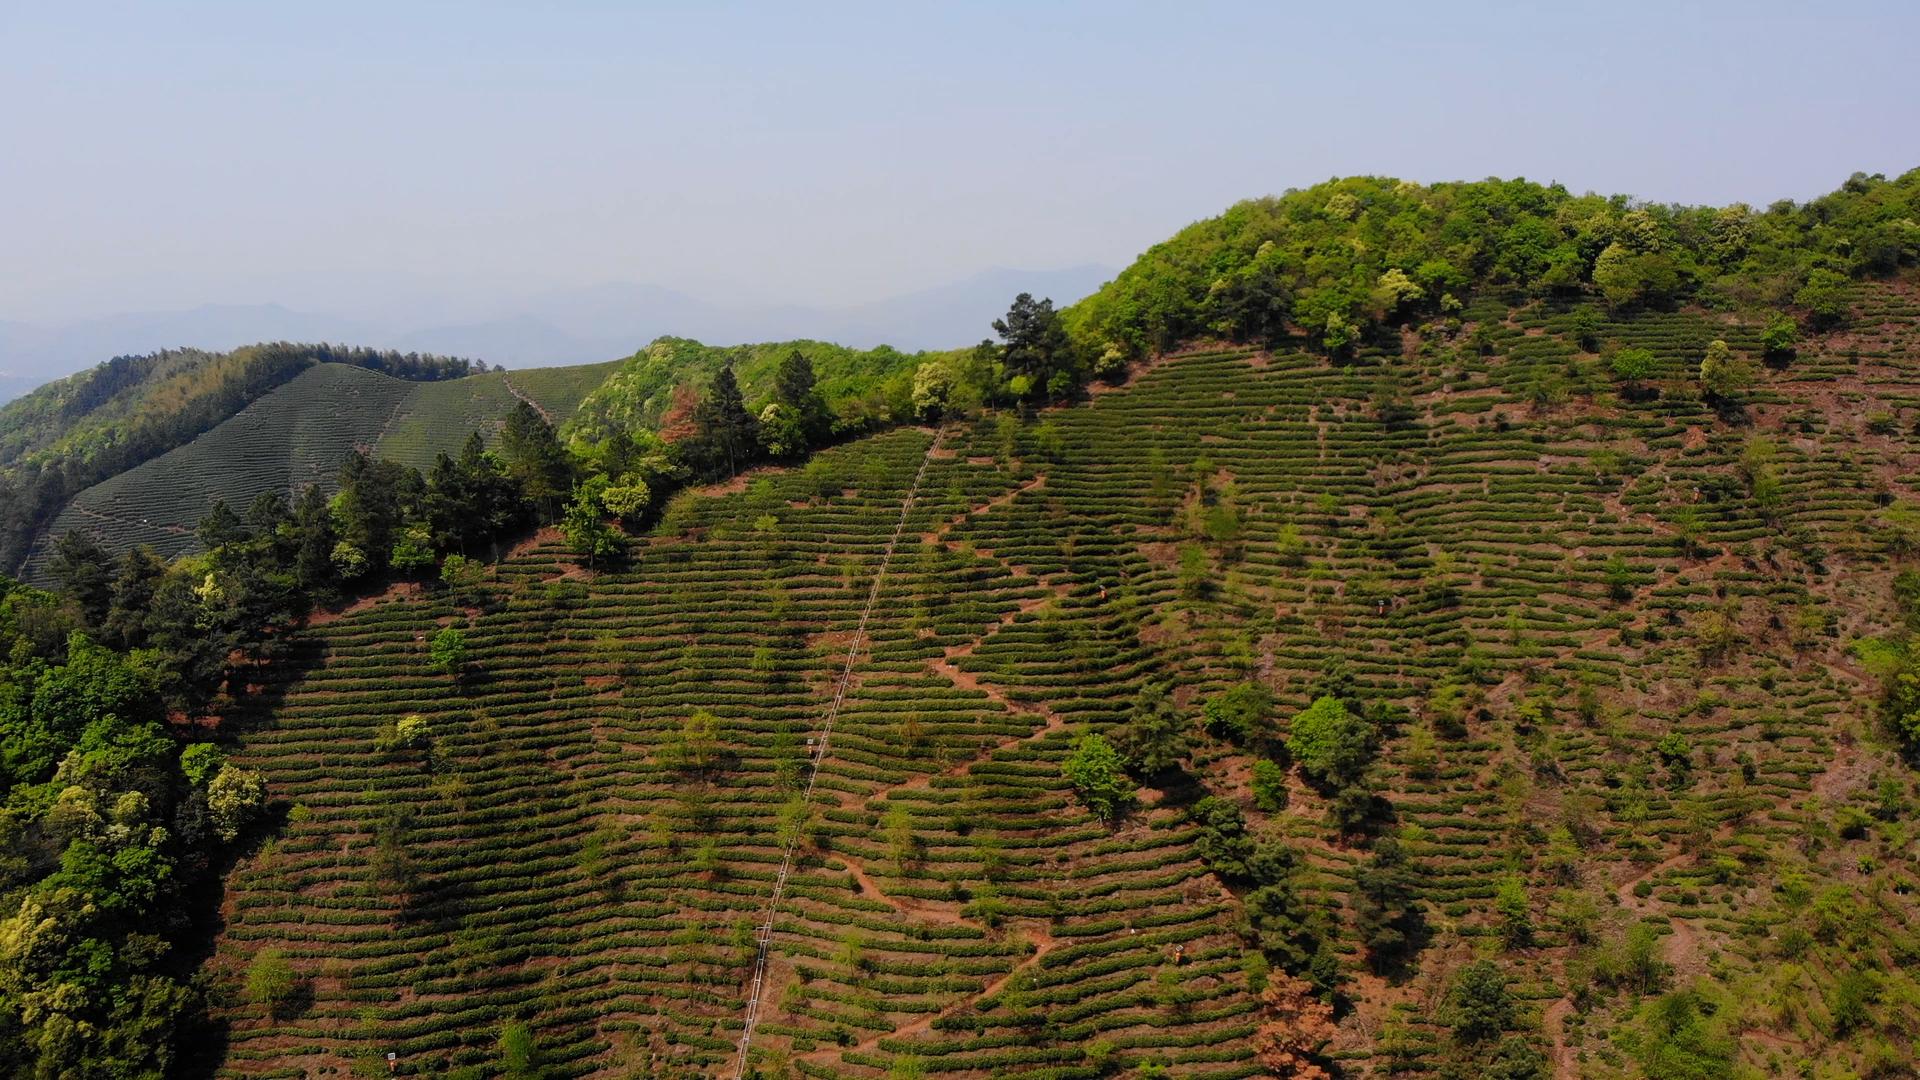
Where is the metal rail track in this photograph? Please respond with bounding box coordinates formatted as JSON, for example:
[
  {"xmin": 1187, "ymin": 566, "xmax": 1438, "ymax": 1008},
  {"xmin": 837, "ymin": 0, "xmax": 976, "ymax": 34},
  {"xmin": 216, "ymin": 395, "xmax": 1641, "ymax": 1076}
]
[{"xmin": 729, "ymin": 428, "xmax": 942, "ymax": 1080}]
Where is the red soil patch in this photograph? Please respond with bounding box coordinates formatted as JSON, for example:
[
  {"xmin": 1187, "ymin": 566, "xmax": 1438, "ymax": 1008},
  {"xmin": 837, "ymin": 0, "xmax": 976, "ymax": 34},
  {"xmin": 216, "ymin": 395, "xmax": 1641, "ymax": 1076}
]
[{"xmin": 304, "ymin": 580, "xmax": 423, "ymax": 627}]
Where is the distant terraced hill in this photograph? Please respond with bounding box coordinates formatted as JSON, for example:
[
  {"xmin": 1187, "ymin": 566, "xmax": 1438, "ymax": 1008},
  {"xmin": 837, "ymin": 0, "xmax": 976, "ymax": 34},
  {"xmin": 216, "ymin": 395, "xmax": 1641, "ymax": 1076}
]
[
  {"xmin": 0, "ymin": 342, "xmax": 483, "ymax": 573},
  {"xmin": 21, "ymin": 359, "xmax": 620, "ymax": 576},
  {"xmin": 374, "ymin": 360, "xmax": 622, "ymax": 468}
]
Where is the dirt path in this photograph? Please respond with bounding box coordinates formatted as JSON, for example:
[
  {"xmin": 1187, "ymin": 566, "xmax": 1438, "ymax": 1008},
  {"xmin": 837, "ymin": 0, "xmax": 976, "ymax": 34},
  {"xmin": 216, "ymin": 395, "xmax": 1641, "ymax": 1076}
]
[
  {"xmin": 1612, "ymin": 848, "xmax": 1709, "ymax": 981},
  {"xmin": 889, "ymin": 574, "xmax": 1073, "ymax": 794},
  {"xmin": 920, "ymin": 472, "xmax": 1047, "ymax": 544},
  {"xmin": 775, "ymin": 452, "xmax": 1086, "ymax": 1067},
  {"xmin": 499, "ymin": 374, "xmax": 555, "ymax": 425},
  {"xmin": 1597, "ymin": 489, "xmax": 1739, "ymax": 569},
  {"xmin": 1614, "ymin": 850, "xmax": 1692, "ymax": 908},
  {"xmin": 1542, "ymin": 997, "xmax": 1576, "ymax": 1077},
  {"xmin": 71, "ymin": 504, "xmax": 195, "ymax": 536},
  {"xmin": 1809, "ymin": 737, "xmax": 1869, "ymax": 803},
  {"xmin": 1482, "ymin": 493, "xmax": 1745, "ymax": 713},
  {"xmin": 304, "ymin": 580, "xmax": 422, "ymax": 628},
  {"xmin": 889, "ymin": 464, "xmax": 1078, "ymax": 782},
  {"xmin": 798, "ymin": 926, "xmax": 1058, "ymax": 1061},
  {"xmin": 838, "ymin": 853, "xmax": 969, "ymax": 926}
]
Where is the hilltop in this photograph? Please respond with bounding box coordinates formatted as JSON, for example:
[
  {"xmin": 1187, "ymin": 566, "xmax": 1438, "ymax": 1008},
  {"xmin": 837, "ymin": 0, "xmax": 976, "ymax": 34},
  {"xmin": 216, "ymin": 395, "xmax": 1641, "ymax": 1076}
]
[{"xmin": 3, "ymin": 169, "xmax": 1920, "ymax": 1080}]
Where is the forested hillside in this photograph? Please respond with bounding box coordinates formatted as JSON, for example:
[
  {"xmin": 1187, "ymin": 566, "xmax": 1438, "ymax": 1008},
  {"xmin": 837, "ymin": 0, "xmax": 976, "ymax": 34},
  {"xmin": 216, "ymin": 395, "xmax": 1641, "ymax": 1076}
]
[
  {"xmin": 563, "ymin": 337, "xmax": 945, "ymax": 446},
  {"xmin": 4, "ymin": 169, "xmax": 1920, "ymax": 1080}
]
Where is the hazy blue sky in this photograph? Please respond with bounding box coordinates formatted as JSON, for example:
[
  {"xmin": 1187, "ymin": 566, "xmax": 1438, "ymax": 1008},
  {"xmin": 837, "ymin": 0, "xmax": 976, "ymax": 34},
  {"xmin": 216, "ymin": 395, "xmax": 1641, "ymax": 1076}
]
[{"xmin": 3, "ymin": 1, "xmax": 1916, "ymax": 321}]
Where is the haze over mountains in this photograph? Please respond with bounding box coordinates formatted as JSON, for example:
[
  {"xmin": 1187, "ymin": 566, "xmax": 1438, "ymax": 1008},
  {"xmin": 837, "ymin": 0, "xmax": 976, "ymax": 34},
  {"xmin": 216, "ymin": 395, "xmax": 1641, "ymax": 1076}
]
[{"xmin": 0, "ymin": 264, "xmax": 1111, "ymax": 404}]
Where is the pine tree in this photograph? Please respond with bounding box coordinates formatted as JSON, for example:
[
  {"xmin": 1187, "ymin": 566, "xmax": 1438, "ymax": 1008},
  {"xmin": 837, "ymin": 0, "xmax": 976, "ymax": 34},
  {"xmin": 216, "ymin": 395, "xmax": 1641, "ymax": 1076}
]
[
  {"xmin": 498, "ymin": 401, "xmax": 573, "ymax": 521},
  {"xmin": 773, "ymin": 349, "xmax": 833, "ymax": 445},
  {"xmin": 291, "ymin": 484, "xmax": 337, "ymax": 595},
  {"xmin": 692, "ymin": 364, "xmax": 759, "ymax": 479},
  {"xmin": 428, "ymin": 432, "xmax": 528, "ymax": 554},
  {"xmin": 195, "ymin": 499, "xmax": 247, "ymax": 551},
  {"xmin": 1251, "ymin": 973, "xmax": 1334, "ymax": 1080},
  {"xmin": 1354, "ymin": 836, "xmax": 1425, "ymax": 972},
  {"xmin": 993, "ymin": 292, "xmax": 1078, "ymax": 400},
  {"xmin": 49, "ymin": 530, "xmax": 114, "ymax": 627},
  {"xmin": 103, "ymin": 547, "xmax": 166, "ymax": 649},
  {"xmin": 1114, "ymin": 679, "xmax": 1190, "ymax": 777}
]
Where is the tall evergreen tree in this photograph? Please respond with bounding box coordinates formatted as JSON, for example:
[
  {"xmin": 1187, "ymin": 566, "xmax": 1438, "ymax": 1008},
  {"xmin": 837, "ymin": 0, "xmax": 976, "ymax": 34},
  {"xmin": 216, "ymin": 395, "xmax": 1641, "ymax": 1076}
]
[
  {"xmin": 426, "ymin": 448, "xmax": 472, "ymax": 553},
  {"xmin": 333, "ymin": 451, "xmax": 425, "ymax": 577},
  {"xmin": 692, "ymin": 364, "xmax": 759, "ymax": 479},
  {"xmin": 773, "ymin": 349, "xmax": 833, "ymax": 444},
  {"xmin": 1354, "ymin": 836, "xmax": 1426, "ymax": 972},
  {"xmin": 498, "ymin": 401, "xmax": 573, "ymax": 521},
  {"xmin": 993, "ymin": 292, "xmax": 1078, "ymax": 401},
  {"xmin": 428, "ymin": 431, "xmax": 529, "ymax": 555},
  {"xmin": 49, "ymin": 530, "xmax": 115, "ymax": 628},
  {"xmin": 103, "ymin": 547, "xmax": 167, "ymax": 649},
  {"xmin": 291, "ymin": 484, "xmax": 337, "ymax": 596},
  {"xmin": 245, "ymin": 491, "xmax": 292, "ymax": 542},
  {"xmin": 1113, "ymin": 679, "xmax": 1190, "ymax": 777},
  {"xmin": 196, "ymin": 499, "xmax": 248, "ymax": 550}
]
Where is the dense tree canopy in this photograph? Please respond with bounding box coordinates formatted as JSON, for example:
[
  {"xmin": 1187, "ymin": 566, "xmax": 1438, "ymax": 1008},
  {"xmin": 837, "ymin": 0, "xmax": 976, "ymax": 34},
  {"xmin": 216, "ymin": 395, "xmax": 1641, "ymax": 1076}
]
[
  {"xmin": 1065, "ymin": 170, "xmax": 1920, "ymax": 362},
  {"xmin": 0, "ymin": 600, "xmax": 264, "ymax": 1076}
]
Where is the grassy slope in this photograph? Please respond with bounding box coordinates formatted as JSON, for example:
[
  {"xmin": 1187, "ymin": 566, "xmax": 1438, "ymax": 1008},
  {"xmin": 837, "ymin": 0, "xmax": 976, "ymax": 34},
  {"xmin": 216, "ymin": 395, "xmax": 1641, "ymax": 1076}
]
[
  {"xmin": 204, "ymin": 282, "xmax": 1920, "ymax": 1079},
  {"xmin": 25, "ymin": 360, "xmax": 621, "ymax": 576}
]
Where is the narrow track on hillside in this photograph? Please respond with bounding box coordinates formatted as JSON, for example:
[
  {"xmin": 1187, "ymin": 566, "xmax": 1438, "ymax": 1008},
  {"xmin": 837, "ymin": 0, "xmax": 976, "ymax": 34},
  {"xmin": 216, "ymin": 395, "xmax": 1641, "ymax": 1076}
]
[
  {"xmin": 499, "ymin": 374, "xmax": 556, "ymax": 424},
  {"xmin": 729, "ymin": 427, "xmax": 944, "ymax": 1080}
]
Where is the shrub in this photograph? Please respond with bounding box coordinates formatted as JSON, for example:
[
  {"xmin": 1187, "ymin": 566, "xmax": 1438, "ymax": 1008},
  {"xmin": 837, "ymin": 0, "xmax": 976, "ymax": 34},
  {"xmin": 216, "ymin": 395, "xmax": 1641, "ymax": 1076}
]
[
  {"xmin": 429, "ymin": 626, "xmax": 468, "ymax": 675},
  {"xmin": 245, "ymin": 948, "xmax": 302, "ymax": 1020},
  {"xmin": 1446, "ymin": 960, "xmax": 1514, "ymax": 1043},
  {"xmin": 1063, "ymin": 733, "xmax": 1134, "ymax": 822},
  {"xmin": 207, "ymin": 765, "xmax": 267, "ymax": 842},
  {"xmin": 1610, "ymin": 347, "xmax": 1658, "ymax": 385},
  {"xmin": 499, "ymin": 1021, "xmax": 543, "ymax": 1079},
  {"xmin": 1177, "ymin": 543, "xmax": 1212, "ymax": 599},
  {"xmin": 1495, "ymin": 875, "xmax": 1533, "ymax": 949},
  {"xmin": 1285, "ymin": 696, "xmax": 1372, "ymax": 788},
  {"xmin": 179, "ymin": 743, "xmax": 225, "ymax": 786},
  {"xmin": 1635, "ymin": 989, "xmax": 1735, "ymax": 1079},
  {"xmin": 1203, "ymin": 682, "xmax": 1273, "ymax": 744},
  {"xmin": 1250, "ymin": 759, "xmax": 1288, "ymax": 812},
  {"xmin": 1795, "ymin": 268, "xmax": 1851, "ymax": 326},
  {"xmin": 1698, "ymin": 339, "xmax": 1754, "ymax": 402},
  {"xmin": 1760, "ymin": 312, "xmax": 1799, "ymax": 359}
]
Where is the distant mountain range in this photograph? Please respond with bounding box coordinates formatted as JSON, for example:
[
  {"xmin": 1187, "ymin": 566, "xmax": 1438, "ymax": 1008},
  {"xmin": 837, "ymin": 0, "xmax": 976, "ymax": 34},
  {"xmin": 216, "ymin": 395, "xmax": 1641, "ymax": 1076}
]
[{"xmin": 0, "ymin": 265, "xmax": 1112, "ymax": 403}]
